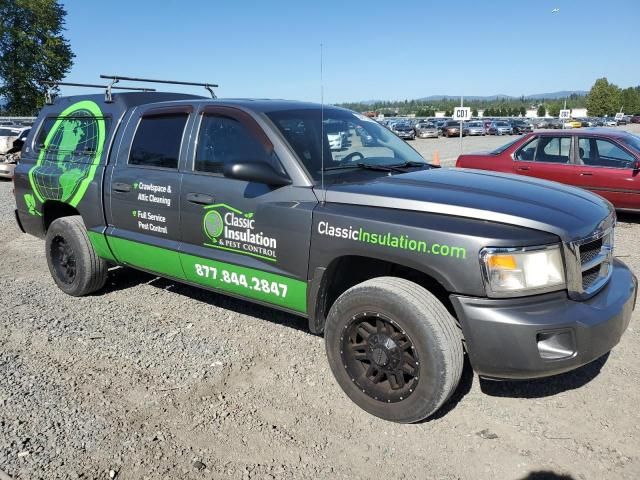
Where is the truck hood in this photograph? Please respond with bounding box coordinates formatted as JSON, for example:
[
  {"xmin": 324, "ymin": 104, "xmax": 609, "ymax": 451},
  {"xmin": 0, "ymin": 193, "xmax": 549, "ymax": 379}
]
[{"xmin": 323, "ymin": 168, "xmax": 614, "ymax": 242}]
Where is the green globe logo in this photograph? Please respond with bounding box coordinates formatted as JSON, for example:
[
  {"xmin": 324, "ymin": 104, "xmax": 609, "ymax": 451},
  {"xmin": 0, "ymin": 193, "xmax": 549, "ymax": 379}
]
[
  {"xmin": 203, "ymin": 210, "xmax": 224, "ymax": 240},
  {"xmin": 28, "ymin": 100, "xmax": 106, "ymax": 209}
]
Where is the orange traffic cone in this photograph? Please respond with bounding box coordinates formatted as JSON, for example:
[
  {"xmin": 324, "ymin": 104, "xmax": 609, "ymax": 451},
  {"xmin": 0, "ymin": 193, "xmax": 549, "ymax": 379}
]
[{"xmin": 432, "ymin": 150, "xmax": 441, "ymax": 166}]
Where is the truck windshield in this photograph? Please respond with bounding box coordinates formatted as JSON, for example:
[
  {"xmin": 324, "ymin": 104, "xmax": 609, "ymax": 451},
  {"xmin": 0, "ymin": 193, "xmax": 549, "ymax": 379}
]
[{"xmin": 266, "ymin": 108, "xmax": 427, "ymax": 183}]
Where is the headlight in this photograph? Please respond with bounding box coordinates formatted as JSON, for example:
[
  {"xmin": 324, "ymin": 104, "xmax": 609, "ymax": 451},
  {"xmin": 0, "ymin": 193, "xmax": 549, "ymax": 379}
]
[{"xmin": 480, "ymin": 245, "xmax": 565, "ymax": 297}]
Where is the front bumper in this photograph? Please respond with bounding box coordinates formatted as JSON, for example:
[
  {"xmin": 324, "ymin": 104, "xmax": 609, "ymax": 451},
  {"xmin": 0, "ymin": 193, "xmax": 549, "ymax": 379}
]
[
  {"xmin": 0, "ymin": 162, "xmax": 15, "ymax": 178},
  {"xmin": 450, "ymin": 258, "xmax": 636, "ymax": 379}
]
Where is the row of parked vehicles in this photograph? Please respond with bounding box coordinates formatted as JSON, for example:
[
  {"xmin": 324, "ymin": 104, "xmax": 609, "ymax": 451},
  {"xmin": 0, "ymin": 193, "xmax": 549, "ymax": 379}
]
[{"xmin": 381, "ymin": 115, "xmax": 640, "ymax": 140}]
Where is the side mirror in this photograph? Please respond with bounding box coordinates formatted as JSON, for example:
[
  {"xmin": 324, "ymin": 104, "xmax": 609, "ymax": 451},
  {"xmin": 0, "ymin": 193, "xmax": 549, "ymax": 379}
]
[
  {"xmin": 223, "ymin": 161, "xmax": 292, "ymax": 187},
  {"xmin": 633, "ymin": 160, "xmax": 640, "ymax": 174}
]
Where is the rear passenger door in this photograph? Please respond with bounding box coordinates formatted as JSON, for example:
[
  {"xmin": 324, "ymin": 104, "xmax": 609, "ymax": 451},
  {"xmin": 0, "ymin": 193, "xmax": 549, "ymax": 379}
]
[
  {"xmin": 513, "ymin": 135, "xmax": 577, "ymax": 185},
  {"xmin": 104, "ymin": 104, "xmax": 194, "ymax": 279},
  {"xmin": 178, "ymin": 106, "xmax": 317, "ymax": 314}
]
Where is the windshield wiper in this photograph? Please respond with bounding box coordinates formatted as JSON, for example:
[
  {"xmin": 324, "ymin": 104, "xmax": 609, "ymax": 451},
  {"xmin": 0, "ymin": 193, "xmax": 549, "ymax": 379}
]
[
  {"xmin": 322, "ymin": 162, "xmax": 405, "ymax": 173},
  {"xmin": 390, "ymin": 160, "xmax": 440, "ymax": 169}
]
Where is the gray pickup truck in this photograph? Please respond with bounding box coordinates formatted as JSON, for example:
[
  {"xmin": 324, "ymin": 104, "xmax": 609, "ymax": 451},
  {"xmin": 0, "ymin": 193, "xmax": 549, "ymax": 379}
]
[{"xmin": 13, "ymin": 91, "xmax": 637, "ymax": 423}]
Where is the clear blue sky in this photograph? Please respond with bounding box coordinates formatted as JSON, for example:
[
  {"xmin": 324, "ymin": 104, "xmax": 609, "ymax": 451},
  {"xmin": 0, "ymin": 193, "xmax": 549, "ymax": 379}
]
[{"xmin": 60, "ymin": 0, "xmax": 639, "ymax": 103}]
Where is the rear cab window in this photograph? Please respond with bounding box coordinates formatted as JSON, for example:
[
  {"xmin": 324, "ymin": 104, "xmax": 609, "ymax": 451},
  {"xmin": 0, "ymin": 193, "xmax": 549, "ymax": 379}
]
[
  {"xmin": 35, "ymin": 115, "xmax": 112, "ymax": 158},
  {"xmin": 129, "ymin": 114, "xmax": 189, "ymax": 169}
]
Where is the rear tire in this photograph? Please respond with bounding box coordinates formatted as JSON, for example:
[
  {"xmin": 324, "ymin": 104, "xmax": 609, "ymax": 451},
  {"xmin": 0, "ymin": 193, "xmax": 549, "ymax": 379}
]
[
  {"xmin": 45, "ymin": 216, "xmax": 108, "ymax": 296},
  {"xmin": 325, "ymin": 277, "xmax": 464, "ymax": 423}
]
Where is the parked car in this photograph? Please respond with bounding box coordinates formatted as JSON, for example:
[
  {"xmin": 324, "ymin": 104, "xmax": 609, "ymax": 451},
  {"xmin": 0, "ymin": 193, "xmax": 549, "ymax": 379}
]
[
  {"xmin": 456, "ymin": 129, "xmax": 640, "ymax": 211},
  {"xmin": 14, "ymin": 92, "xmax": 636, "ymax": 423},
  {"xmin": 546, "ymin": 119, "xmax": 564, "ymax": 129},
  {"xmin": 487, "ymin": 121, "xmax": 512, "ymax": 135},
  {"xmin": 393, "ymin": 122, "xmax": 416, "ymax": 140},
  {"xmin": 564, "ymin": 119, "xmax": 582, "ymax": 129},
  {"xmin": 617, "ymin": 116, "xmax": 629, "ymax": 126},
  {"xmin": 463, "ymin": 121, "xmax": 486, "ymax": 136},
  {"xmin": 355, "ymin": 125, "xmax": 377, "ymax": 146},
  {"xmin": 0, "ymin": 128, "xmax": 28, "ymax": 179},
  {"xmin": 604, "ymin": 118, "xmax": 618, "ymax": 127},
  {"xmin": 630, "ymin": 115, "xmax": 640, "ymax": 124},
  {"xmin": 510, "ymin": 119, "xmax": 533, "ymax": 135},
  {"xmin": 415, "ymin": 122, "xmax": 439, "ymax": 139},
  {"xmin": 441, "ymin": 120, "xmax": 461, "ymax": 137},
  {"xmin": 326, "ymin": 121, "xmax": 346, "ymax": 150},
  {"xmin": 0, "ymin": 126, "xmax": 30, "ymax": 155}
]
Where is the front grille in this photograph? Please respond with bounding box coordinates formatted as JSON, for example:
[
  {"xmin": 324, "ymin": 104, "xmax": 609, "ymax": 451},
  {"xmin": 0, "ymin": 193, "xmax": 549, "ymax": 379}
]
[
  {"xmin": 580, "ymin": 238, "xmax": 603, "ymax": 264},
  {"xmin": 582, "ymin": 265, "xmax": 601, "ymax": 290},
  {"xmin": 570, "ymin": 228, "xmax": 614, "ymax": 299}
]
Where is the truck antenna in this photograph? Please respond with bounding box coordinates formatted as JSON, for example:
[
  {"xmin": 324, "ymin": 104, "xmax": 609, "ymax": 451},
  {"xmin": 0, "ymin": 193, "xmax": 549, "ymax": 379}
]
[{"xmin": 320, "ymin": 43, "xmax": 326, "ymax": 202}]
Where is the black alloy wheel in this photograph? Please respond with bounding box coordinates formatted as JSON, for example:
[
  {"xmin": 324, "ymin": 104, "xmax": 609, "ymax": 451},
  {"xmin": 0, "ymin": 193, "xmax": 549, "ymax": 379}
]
[
  {"xmin": 50, "ymin": 235, "xmax": 77, "ymax": 284},
  {"xmin": 341, "ymin": 312, "xmax": 420, "ymax": 403}
]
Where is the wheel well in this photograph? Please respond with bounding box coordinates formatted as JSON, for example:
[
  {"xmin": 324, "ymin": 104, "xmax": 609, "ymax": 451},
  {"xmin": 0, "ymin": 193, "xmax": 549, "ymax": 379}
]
[
  {"xmin": 313, "ymin": 256, "xmax": 455, "ymax": 334},
  {"xmin": 42, "ymin": 201, "xmax": 80, "ymax": 232}
]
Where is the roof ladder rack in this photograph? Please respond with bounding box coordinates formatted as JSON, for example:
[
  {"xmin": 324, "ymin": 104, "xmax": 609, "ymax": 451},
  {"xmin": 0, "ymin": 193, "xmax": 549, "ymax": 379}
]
[
  {"xmin": 100, "ymin": 75, "xmax": 219, "ymax": 100},
  {"xmin": 41, "ymin": 81, "xmax": 156, "ymax": 105}
]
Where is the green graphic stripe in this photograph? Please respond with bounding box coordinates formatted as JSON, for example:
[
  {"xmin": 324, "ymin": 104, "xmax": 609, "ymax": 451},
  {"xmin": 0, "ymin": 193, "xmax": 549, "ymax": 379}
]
[
  {"xmin": 94, "ymin": 235, "xmax": 306, "ymax": 313},
  {"xmin": 203, "ymin": 242, "xmax": 277, "ymax": 262},
  {"xmin": 105, "ymin": 236, "xmax": 186, "ymax": 280},
  {"xmin": 181, "ymin": 252, "xmax": 306, "ymax": 313},
  {"xmin": 87, "ymin": 231, "xmax": 116, "ymax": 262}
]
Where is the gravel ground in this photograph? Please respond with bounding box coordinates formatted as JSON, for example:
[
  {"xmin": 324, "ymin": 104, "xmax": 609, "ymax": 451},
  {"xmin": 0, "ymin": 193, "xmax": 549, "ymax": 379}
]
[{"xmin": 2, "ymin": 128, "xmax": 640, "ymax": 480}]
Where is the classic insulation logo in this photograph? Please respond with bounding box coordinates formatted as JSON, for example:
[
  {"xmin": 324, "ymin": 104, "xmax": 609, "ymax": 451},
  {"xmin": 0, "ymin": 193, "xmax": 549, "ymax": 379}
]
[
  {"xmin": 317, "ymin": 221, "xmax": 467, "ymax": 259},
  {"xmin": 203, "ymin": 204, "xmax": 277, "ymax": 262}
]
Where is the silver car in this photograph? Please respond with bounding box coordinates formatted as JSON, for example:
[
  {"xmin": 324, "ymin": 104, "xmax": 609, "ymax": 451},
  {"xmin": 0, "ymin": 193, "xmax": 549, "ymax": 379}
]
[
  {"xmin": 463, "ymin": 121, "xmax": 486, "ymax": 136},
  {"xmin": 488, "ymin": 121, "xmax": 513, "ymax": 135},
  {"xmin": 415, "ymin": 122, "xmax": 439, "ymax": 138}
]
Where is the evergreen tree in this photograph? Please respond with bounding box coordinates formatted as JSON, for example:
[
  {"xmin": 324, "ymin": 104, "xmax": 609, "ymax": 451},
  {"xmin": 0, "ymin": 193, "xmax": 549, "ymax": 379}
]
[
  {"xmin": 0, "ymin": 0, "xmax": 74, "ymax": 115},
  {"xmin": 586, "ymin": 78, "xmax": 621, "ymax": 117}
]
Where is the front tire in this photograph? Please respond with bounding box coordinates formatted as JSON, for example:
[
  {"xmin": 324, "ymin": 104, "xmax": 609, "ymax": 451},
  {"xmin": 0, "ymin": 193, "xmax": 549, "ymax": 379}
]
[
  {"xmin": 325, "ymin": 277, "xmax": 463, "ymax": 423},
  {"xmin": 45, "ymin": 216, "xmax": 108, "ymax": 296}
]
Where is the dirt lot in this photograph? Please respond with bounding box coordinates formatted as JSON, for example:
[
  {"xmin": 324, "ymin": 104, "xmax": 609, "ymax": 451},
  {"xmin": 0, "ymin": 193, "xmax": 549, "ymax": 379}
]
[{"xmin": 2, "ymin": 128, "xmax": 640, "ymax": 480}]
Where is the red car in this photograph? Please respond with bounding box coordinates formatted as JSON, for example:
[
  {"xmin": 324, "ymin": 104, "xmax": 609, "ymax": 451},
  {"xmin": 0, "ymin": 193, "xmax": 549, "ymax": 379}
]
[{"xmin": 456, "ymin": 129, "xmax": 640, "ymax": 211}]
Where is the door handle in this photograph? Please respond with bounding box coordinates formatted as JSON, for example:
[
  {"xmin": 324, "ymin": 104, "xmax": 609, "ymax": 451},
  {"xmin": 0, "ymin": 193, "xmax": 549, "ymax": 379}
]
[
  {"xmin": 186, "ymin": 192, "xmax": 215, "ymax": 205},
  {"xmin": 580, "ymin": 172, "xmax": 593, "ymax": 176},
  {"xmin": 517, "ymin": 166, "xmax": 530, "ymax": 171},
  {"xmin": 113, "ymin": 182, "xmax": 131, "ymax": 192}
]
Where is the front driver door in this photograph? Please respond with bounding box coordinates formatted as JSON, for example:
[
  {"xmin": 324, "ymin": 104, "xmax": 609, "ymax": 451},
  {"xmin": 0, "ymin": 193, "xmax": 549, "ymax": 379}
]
[{"xmin": 178, "ymin": 106, "xmax": 317, "ymax": 315}]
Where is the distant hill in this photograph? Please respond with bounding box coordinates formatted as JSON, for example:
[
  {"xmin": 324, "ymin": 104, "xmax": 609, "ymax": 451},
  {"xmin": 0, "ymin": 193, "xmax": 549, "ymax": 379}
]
[{"xmin": 357, "ymin": 91, "xmax": 588, "ymax": 105}]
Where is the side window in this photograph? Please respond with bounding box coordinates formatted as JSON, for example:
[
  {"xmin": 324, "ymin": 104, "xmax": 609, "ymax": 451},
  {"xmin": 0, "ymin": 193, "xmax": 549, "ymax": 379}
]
[
  {"xmin": 535, "ymin": 137, "xmax": 571, "ymax": 163},
  {"xmin": 515, "ymin": 137, "xmax": 539, "ymax": 161},
  {"xmin": 593, "ymin": 139, "xmax": 634, "ymax": 167},
  {"xmin": 195, "ymin": 114, "xmax": 281, "ymax": 174},
  {"xmin": 36, "ymin": 116, "xmax": 111, "ymax": 152},
  {"xmin": 129, "ymin": 114, "xmax": 188, "ymax": 169}
]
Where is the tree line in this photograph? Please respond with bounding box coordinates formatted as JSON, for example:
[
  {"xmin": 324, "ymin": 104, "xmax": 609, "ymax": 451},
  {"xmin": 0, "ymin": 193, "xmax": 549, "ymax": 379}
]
[{"xmin": 340, "ymin": 80, "xmax": 640, "ymax": 118}]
